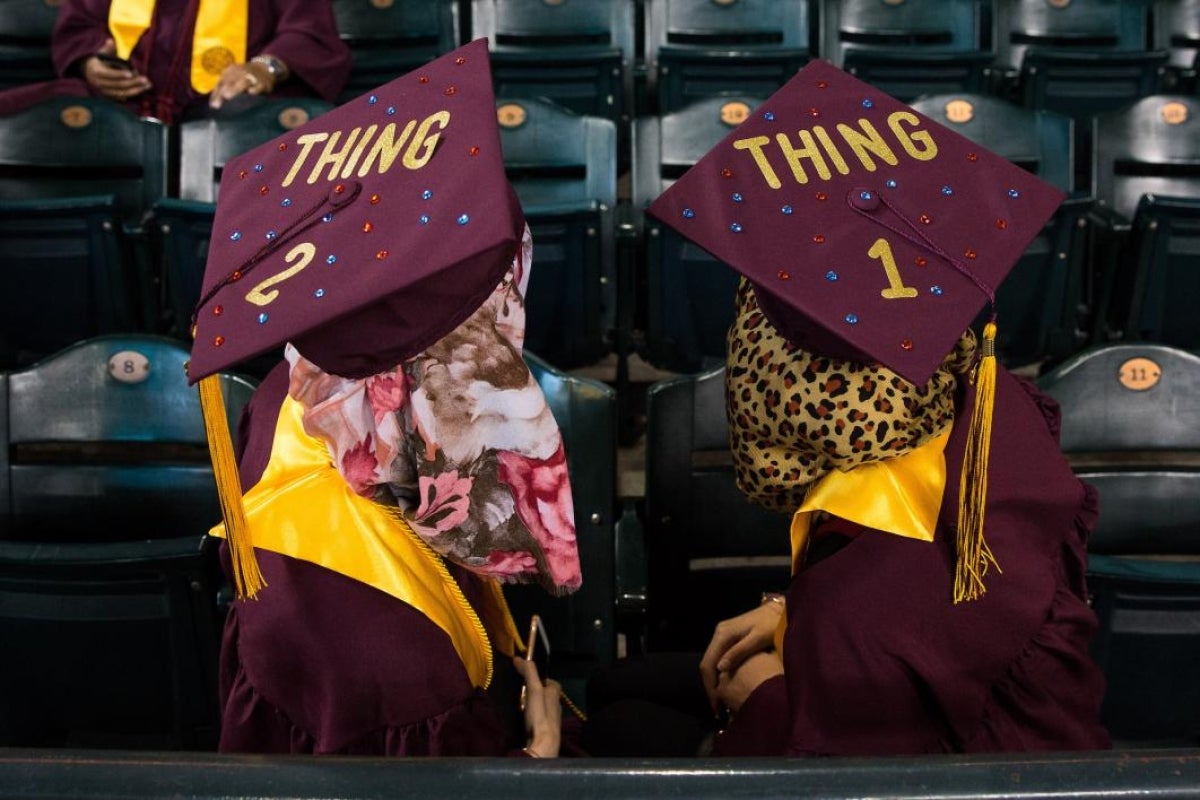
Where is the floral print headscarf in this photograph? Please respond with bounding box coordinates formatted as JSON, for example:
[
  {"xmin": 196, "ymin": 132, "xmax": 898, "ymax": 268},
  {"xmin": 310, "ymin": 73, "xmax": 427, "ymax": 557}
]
[{"xmin": 286, "ymin": 226, "xmax": 581, "ymax": 594}]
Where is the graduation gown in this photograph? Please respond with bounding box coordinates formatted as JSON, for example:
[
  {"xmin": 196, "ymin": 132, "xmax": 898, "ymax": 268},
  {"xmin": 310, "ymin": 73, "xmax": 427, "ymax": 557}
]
[{"xmin": 714, "ymin": 370, "xmax": 1111, "ymax": 756}]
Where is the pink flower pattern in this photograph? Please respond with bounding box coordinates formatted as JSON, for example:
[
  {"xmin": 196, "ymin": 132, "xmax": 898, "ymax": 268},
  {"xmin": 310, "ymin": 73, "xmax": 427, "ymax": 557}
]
[{"xmin": 286, "ymin": 226, "xmax": 581, "ymax": 594}]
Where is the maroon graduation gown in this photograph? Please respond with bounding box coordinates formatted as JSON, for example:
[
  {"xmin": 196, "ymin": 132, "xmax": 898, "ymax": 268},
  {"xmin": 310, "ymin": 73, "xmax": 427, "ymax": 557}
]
[
  {"xmin": 715, "ymin": 371, "xmax": 1111, "ymax": 756},
  {"xmin": 217, "ymin": 363, "xmax": 525, "ymax": 756}
]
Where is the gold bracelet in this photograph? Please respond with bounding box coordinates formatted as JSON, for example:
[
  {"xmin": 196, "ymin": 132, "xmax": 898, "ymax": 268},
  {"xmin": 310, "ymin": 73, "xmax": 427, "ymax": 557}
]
[
  {"xmin": 522, "ymin": 745, "xmax": 542, "ymax": 758},
  {"xmin": 760, "ymin": 592, "xmax": 785, "ymax": 607}
]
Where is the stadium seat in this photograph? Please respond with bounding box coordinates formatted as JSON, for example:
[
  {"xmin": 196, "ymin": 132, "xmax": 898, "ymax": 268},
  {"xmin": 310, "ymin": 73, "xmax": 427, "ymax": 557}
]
[
  {"xmin": 994, "ymin": 0, "xmax": 1167, "ymax": 118},
  {"xmin": 642, "ymin": 0, "xmax": 812, "ymax": 113},
  {"xmin": 1039, "ymin": 343, "xmax": 1200, "ymax": 746},
  {"xmin": 331, "ymin": 0, "xmax": 460, "ymax": 102},
  {"xmin": 641, "ymin": 366, "xmax": 792, "ymax": 652},
  {"xmin": 144, "ymin": 198, "xmax": 216, "ymax": 341},
  {"xmin": 910, "ymin": 93, "xmax": 1090, "ymax": 369},
  {"xmin": 1152, "ymin": 0, "xmax": 1200, "ymax": 91},
  {"xmin": 819, "ymin": 0, "xmax": 992, "ymax": 101},
  {"xmin": 178, "ymin": 97, "xmax": 335, "ymax": 202},
  {"xmin": 496, "ymin": 97, "xmax": 617, "ymax": 367},
  {"xmin": 0, "ymin": 95, "xmax": 168, "ymax": 220},
  {"xmin": 0, "ymin": 0, "xmax": 58, "ymax": 91},
  {"xmin": 632, "ymin": 95, "xmax": 763, "ymax": 373},
  {"xmin": 470, "ymin": 0, "xmax": 635, "ymax": 127},
  {"xmin": 503, "ymin": 352, "xmax": 618, "ymax": 704},
  {"xmin": 0, "ymin": 335, "xmax": 255, "ymax": 544}
]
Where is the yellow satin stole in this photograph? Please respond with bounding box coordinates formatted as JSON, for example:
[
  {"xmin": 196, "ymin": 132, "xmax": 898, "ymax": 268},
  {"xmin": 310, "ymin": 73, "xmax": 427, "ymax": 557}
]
[
  {"xmin": 108, "ymin": 0, "xmax": 248, "ymax": 94},
  {"xmin": 209, "ymin": 396, "xmax": 521, "ymax": 689}
]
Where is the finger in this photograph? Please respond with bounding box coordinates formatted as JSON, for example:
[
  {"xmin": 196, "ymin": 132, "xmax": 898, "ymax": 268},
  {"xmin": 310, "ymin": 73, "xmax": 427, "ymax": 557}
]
[
  {"xmin": 99, "ymin": 38, "xmax": 117, "ymax": 56},
  {"xmin": 716, "ymin": 636, "xmax": 760, "ymax": 674},
  {"xmin": 511, "ymin": 655, "xmax": 541, "ymax": 685}
]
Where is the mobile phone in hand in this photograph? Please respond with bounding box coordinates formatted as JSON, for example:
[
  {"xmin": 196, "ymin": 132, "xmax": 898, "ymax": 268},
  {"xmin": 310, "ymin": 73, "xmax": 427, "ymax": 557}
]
[
  {"xmin": 95, "ymin": 52, "xmax": 134, "ymax": 72},
  {"xmin": 525, "ymin": 614, "xmax": 551, "ymax": 683}
]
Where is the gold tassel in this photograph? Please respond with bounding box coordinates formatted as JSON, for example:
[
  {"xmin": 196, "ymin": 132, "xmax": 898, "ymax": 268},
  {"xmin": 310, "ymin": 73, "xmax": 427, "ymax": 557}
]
[
  {"xmin": 198, "ymin": 374, "xmax": 266, "ymax": 600},
  {"xmin": 954, "ymin": 321, "xmax": 1001, "ymax": 603}
]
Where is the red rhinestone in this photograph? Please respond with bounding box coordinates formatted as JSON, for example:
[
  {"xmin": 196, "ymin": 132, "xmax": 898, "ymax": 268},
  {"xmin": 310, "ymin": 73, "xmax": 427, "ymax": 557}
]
[
  {"xmin": 469, "ymin": 146, "xmax": 480, "ymax": 156},
  {"xmin": 967, "ymin": 152, "xmax": 979, "ymax": 162},
  {"xmin": 809, "ymin": 107, "xmax": 821, "ymax": 117},
  {"xmin": 817, "ymin": 80, "xmax": 829, "ymax": 89},
  {"xmin": 901, "ymin": 339, "xmax": 914, "ymax": 351},
  {"xmin": 212, "ymin": 305, "xmax": 223, "ymax": 316},
  {"xmin": 376, "ymin": 249, "xmax": 389, "ymax": 260},
  {"xmin": 816, "ymin": 191, "xmax": 827, "ymax": 201},
  {"xmin": 278, "ymin": 142, "xmax": 287, "ymax": 152},
  {"xmin": 418, "ymin": 76, "xmax": 429, "ymax": 84},
  {"xmin": 965, "ymin": 248, "xmax": 978, "ymax": 259},
  {"xmin": 915, "ymin": 256, "xmax": 928, "ymax": 267},
  {"xmin": 777, "ymin": 270, "xmax": 791, "ymax": 281},
  {"xmin": 230, "ymin": 271, "xmax": 242, "ymax": 282},
  {"xmin": 213, "ymin": 335, "xmax": 225, "ymax": 347},
  {"xmin": 813, "ymin": 234, "xmax": 826, "ymax": 244},
  {"xmin": 919, "ymin": 214, "xmax": 932, "ymax": 225},
  {"xmin": 455, "ymin": 57, "xmax": 466, "ymax": 65},
  {"xmin": 238, "ymin": 170, "xmax": 248, "ymax": 179},
  {"xmin": 362, "ymin": 222, "xmax": 374, "ymax": 233},
  {"xmin": 334, "ymin": 184, "xmax": 345, "ymax": 194},
  {"xmin": 444, "ymin": 86, "xmax": 457, "ymax": 96},
  {"xmin": 259, "ymin": 185, "xmax": 269, "ymax": 196},
  {"xmin": 370, "ymin": 194, "xmax": 381, "ymax": 204},
  {"xmin": 720, "ymin": 168, "xmax": 734, "ymax": 178},
  {"xmin": 995, "ymin": 218, "xmax": 1008, "ymax": 229}
]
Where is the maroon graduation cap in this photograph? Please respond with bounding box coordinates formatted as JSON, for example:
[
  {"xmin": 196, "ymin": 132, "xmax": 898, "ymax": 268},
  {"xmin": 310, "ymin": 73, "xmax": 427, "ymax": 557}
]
[
  {"xmin": 646, "ymin": 59, "xmax": 1065, "ymax": 387},
  {"xmin": 188, "ymin": 38, "xmax": 523, "ymax": 383}
]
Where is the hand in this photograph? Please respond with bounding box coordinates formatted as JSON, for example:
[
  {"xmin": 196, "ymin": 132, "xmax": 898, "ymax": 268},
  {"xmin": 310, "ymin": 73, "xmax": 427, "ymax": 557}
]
[
  {"xmin": 512, "ymin": 656, "xmax": 562, "ymax": 758},
  {"xmin": 716, "ymin": 651, "xmax": 784, "ymax": 715},
  {"xmin": 209, "ymin": 60, "xmax": 274, "ymax": 109},
  {"xmin": 83, "ymin": 39, "xmax": 152, "ymax": 102},
  {"xmin": 699, "ymin": 599, "xmax": 785, "ymax": 712}
]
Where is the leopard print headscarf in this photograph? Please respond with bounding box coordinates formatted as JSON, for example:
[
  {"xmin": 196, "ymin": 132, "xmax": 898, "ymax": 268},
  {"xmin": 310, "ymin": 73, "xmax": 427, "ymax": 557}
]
[{"xmin": 726, "ymin": 278, "xmax": 978, "ymax": 514}]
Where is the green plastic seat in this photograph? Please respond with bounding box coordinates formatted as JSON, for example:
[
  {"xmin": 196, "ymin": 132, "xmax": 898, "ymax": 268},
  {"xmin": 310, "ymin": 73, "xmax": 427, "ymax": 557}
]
[
  {"xmin": 0, "ymin": 0, "xmax": 58, "ymax": 90},
  {"xmin": 1039, "ymin": 343, "xmax": 1200, "ymax": 745},
  {"xmin": 331, "ymin": 0, "xmax": 460, "ymax": 102},
  {"xmin": 641, "ymin": 366, "xmax": 792, "ymax": 652},
  {"xmin": 178, "ymin": 98, "xmax": 335, "ymax": 202},
  {"xmin": 820, "ymin": 0, "xmax": 992, "ymax": 102},
  {"xmin": 632, "ymin": 95, "xmax": 763, "ymax": 373},
  {"xmin": 498, "ymin": 97, "xmax": 617, "ymax": 368},
  {"xmin": 503, "ymin": 352, "xmax": 618, "ymax": 703},
  {"xmin": 643, "ymin": 0, "xmax": 811, "ymax": 113},
  {"xmin": 471, "ymin": 0, "xmax": 635, "ymax": 127},
  {"xmin": 910, "ymin": 93, "xmax": 1089, "ymax": 369},
  {"xmin": 144, "ymin": 198, "xmax": 216, "ymax": 341},
  {"xmin": 1153, "ymin": 0, "xmax": 1200, "ymax": 91}
]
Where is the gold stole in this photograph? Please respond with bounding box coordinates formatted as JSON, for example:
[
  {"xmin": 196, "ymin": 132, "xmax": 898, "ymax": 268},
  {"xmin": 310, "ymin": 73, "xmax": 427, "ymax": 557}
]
[
  {"xmin": 209, "ymin": 396, "xmax": 521, "ymax": 689},
  {"xmin": 108, "ymin": 0, "xmax": 249, "ymax": 94}
]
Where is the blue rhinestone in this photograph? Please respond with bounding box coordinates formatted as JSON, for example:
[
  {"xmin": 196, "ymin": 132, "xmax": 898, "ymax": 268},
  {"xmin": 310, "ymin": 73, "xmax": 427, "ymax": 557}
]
[
  {"xmin": 314, "ymin": 288, "xmax": 325, "ymax": 298},
  {"xmin": 265, "ymin": 230, "xmax": 277, "ymax": 240},
  {"xmin": 368, "ymin": 95, "xmax": 378, "ymax": 105},
  {"xmin": 885, "ymin": 179, "xmax": 898, "ymax": 189},
  {"xmin": 732, "ymin": 193, "xmax": 743, "ymax": 203},
  {"xmin": 281, "ymin": 198, "xmax": 292, "ymax": 207},
  {"xmin": 781, "ymin": 205, "xmax": 793, "ymax": 215},
  {"xmin": 386, "ymin": 106, "xmax": 396, "ymax": 115},
  {"xmin": 422, "ymin": 189, "xmax": 433, "ymax": 200},
  {"xmin": 941, "ymin": 185, "xmax": 953, "ymax": 196},
  {"xmin": 730, "ymin": 223, "xmax": 743, "ymax": 233},
  {"xmin": 257, "ymin": 312, "xmax": 269, "ymax": 324},
  {"xmin": 826, "ymin": 270, "xmax": 838, "ymax": 281},
  {"xmin": 764, "ymin": 111, "xmax": 775, "ymax": 121},
  {"xmin": 862, "ymin": 99, "xmax": 873, "ymax": 109},
  {"xmin": 682, "ymin": 208, "xmax": 696, "ymax": 219},
  {"xmin": 859, "ymin": 190, "xmax": 873, "ymax": 201},
  {"xmin": 326, "ymin": 255, "xmax": 337, "ymax": 265},
  {"xmin": 322, "ymin": 213, "xmax": 334, "ymax": 223},
  {"xmin": 229, "ymin": 231, "xmax": 242, "ymax": 241},
  {"xmin": 420, "ymin": 215, "xmax": 430, "ymax": 225},
  {"xmin": 845, "ymin": 313, "xmax": 859, "ymax": 325},
  {"xmin": 1008, "ymin": 188, "xmax": 1020, "ymax": 198},
  {"xmin": 254, "ymin": 164, "xmax": 263, "ymax": 173},
  {"xmin": 931, "ymin": 285, "xmax": 944, "ymax": 296},
  {"xmin": 457, "ymin": 214, "xmax": 470, "ymax": 225}
]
